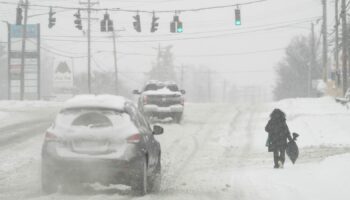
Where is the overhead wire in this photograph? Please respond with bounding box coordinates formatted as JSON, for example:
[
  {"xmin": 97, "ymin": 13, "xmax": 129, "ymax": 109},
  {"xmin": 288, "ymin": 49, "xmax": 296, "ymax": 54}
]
[{"xmin": 0, "ymin": 0, "xmax": 267, "ymax": 13}]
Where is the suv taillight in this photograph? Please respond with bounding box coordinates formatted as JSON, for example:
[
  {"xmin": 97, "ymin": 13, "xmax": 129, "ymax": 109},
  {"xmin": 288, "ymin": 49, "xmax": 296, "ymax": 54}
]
[
  {"xmin": 127, "ymin": 134, "xmax": 141, "ymax": 143},
  {"xmin": 143, "ymin": 96, "xmax": 148, "ymax": 105},
  {"xmin": 45, "ymin": 131, "xmax": 57, "ymax": 141}
]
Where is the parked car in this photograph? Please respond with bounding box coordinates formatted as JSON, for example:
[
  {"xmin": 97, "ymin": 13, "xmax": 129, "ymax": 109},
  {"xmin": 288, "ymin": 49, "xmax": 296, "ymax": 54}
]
[
  {"xmin": 133, "ymin": 80, "xmax": 186, "ymax": 123},
  {"xmin": 41, "ymin": 95, "xmax": 163, "ymax": 195}
]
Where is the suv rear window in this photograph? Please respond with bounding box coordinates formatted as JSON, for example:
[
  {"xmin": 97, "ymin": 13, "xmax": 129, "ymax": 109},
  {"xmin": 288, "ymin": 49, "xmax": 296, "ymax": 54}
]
[
  {"xmin": 166, "ymin": 85, "xmax": 179, "ymax": 92},
  {"xmin": 55, "ymin": 108, "xmax": 132, "ymax": 129},
  {"xmin": 144, "ymin": 84, "xmax": 158, "ymax": 91},
  {"xmin": 72, "ymin": 112, "xmax": 112, "ymax": 127}
]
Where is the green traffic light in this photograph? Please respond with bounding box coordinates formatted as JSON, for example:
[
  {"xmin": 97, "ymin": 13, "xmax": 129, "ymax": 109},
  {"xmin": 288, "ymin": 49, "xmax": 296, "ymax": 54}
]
[
  {"xmin": 177, "ymin": 27, "xmax": 183, "ymax": 33},
  {"xmin": 235, "ymin": 20, "xmax": 241, "ymax": 26}
]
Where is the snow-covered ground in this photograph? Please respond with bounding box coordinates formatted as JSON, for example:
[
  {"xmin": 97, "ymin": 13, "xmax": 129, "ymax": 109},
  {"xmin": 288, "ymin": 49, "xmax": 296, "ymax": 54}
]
[
  {"xmin": 0, "ymin": 97, "xmax": 350, "ymax": 200},
  {"xmin": 0, "ymin": 101, "xmax": 62, "ymax": 128}
]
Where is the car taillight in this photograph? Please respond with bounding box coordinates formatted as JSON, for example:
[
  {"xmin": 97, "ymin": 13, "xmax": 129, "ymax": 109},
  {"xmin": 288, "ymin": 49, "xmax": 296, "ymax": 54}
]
[
  {"xmin": 143, "ymin": 96, "xmax": 148, "ymax": 105},
  {"xmin": 127, "ymin": 134, "xmax": 141, "ymax": 143},
  {"xmin": 45, "ymin": 131, "xmax": 57, "ymax": 141}
]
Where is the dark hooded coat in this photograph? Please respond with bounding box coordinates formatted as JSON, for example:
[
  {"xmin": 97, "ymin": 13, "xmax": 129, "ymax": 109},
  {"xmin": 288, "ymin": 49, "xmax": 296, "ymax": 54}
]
[{"xmin": 265, "ymin": 109, "xmax": 292, "ymax": 152}]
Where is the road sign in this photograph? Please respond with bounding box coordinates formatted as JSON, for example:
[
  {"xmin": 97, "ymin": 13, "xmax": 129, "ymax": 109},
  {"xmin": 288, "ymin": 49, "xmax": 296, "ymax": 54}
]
[
  {"xmin": 8, "ymin": 24, "xmax": 40, "ymax": 100},
  {"xmin": 10, "ymin": 24, "xmax": 38, "ymax": 38}
]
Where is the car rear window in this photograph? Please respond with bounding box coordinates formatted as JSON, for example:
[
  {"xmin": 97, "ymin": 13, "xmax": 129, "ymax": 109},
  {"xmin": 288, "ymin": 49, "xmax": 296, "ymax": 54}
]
[
  {"xmin": 55, "ymin": 108, "xmax": 132, "ymax": 129},
  {"xmin": 166, "ymin": 85, "xmax": 179, "ymax": 92},
  {"xmin": 144, "ymin": 84, "xmax": 158, "ymax": 91},
  {"xmin": 71, "ymin": 112, "xmax": 112, "ymax": 127}
]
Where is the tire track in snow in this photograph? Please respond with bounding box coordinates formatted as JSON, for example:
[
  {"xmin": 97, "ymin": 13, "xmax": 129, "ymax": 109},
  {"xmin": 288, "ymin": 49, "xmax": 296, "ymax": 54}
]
[
  {"xmin": 161, "ymin": 106, "xmax": 240, "ymax": 193},
  {"xmin": 161, "ymin": 107, "xmax": 221, "ymax": 190},
  {"xmin": 0, "ymin": 120, "xmax": 52, "ymax": 148}
]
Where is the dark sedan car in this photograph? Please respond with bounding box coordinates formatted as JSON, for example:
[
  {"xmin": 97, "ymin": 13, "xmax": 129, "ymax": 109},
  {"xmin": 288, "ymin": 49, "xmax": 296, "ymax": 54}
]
[{"xmin": 41, "ymin": 95, "xmax": 163, "ymax": 195}]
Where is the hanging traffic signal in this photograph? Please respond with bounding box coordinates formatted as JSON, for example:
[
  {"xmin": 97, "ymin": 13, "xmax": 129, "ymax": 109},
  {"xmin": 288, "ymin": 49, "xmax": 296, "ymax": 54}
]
[
  {"xmin": 16, "ymin": 7, "xmax": 23, "ymax": 25},
  {"xmin": 170, "ymin": 21, "xmax": 176, "ymax": 33},
  {"xmin": 101, "ymin": 13, "xmax": 108, "ymax": 32},
  {"xmin": 100, "ymin": 20, "xmax": 106, "ymax": 32},
  {"xmin": 108, "ymin": 19, "xmax": 114, "ymax": 32},
  {"xmin": 151, "ymin": 13, "xmax": 159, "ymax": 33},
  {"xmin": 48, "ymin": 7, "xmax": 56, "ymax": 29},
  {"xmin": 170, "ymin": 15, "xmax": 183, "ymax": 33},
  {"xmin": 235, "ymin": 8, "xmax": 241, "ymax": 26},
  {"xmin": 177, "ymin": 21, "xmax": 183, "ymax": 33},
  {"xmin": 74, "ymin": 9, "xmax": 82, "ymax": 30},
  {"xmin": 133, "ymin": 14, "xmax": 141, "ymax": 32},
  {"xmin": 100, "ymin": 12, "xmax": 114, "ymax": 32}
]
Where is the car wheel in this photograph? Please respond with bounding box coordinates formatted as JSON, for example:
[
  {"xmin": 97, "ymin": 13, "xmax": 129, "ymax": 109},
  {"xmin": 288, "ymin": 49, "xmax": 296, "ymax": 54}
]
[
  {"xmin": 150, "ymin": 156, "xmax": 161, "ymax": 193},
  {"xmin": 132, "ymin": 156, "xmax": 149, "ymax": 196},
  {"xmin": 41, "ymin": 162, "xmax": 59, "ymax": 194}
]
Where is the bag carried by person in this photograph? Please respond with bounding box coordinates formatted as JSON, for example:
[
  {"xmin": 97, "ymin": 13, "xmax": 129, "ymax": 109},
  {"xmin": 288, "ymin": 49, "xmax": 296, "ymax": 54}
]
[{"xmin": 286, "ymin": 133, "xmax": 299, "ymax": 164}]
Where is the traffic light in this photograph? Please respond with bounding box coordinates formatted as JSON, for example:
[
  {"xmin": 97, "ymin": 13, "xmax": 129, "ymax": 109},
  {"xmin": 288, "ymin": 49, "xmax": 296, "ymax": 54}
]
[
  {"xmin": 48, "ymin": 7, "xmax": 56, "ymax": 29},
  {"xmin": 177, "ymin": 21, "xmax": 183, "ymax": 33},
  {"xmin": 170, "ymin": 15, "xmax": 183, "ymax": 33},
  {"xmin": 16, "ymin": 7, "xmax": 23, "ymax": 25},
  {"xmin": 170, "ymin": 21, "xmax": 176, "ymax": 33},
  {"xmin": 133, "ymin": 14, "xmax": 141, "ymax": 32},
  {"xmin": 108, "ymin": 19, "xmax": 114, "ymax": 32},
  {"xmin": 100, "ymin": 20, "xmax": 106, "ymax": 32},
  {"xmin": 74, "ymin": 9, "xmax": 82, "ymax": 30},
  {"xmin": 100, "ymin": 13, "xmax": 108, "ymax": 32},
  {"xmin": 100, "ymin": 13, "xmax": 114, "ymax": 32},
  {"xmin": 150, "ymin": 13, "xmax": 159, "ymax": 33},
  {"xmin": 235, "ymin": 8, "xmax": 241, "ymax": 26}
]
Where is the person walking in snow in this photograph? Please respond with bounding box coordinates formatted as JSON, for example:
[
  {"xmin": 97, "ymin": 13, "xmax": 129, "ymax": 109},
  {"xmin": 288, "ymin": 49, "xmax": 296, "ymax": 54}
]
[{"xmin": 265, "ymin": 109, "xmax": 293, "ymax": 169}]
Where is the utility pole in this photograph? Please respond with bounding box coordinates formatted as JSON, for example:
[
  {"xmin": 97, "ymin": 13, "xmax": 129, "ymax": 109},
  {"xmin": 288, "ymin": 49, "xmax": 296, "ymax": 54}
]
[
  {"xmin": 112, "ymin": 30, "xmax": 118, "ymax": 94},
  {"xmin": 310, "ymin": 23, "xmax": 316, "ymax": 97},
  {"xmin": 79, "ymin": 0, "xmax": 98, "ymax": 94},
  {"xmin": 341, "ymin": 0, "xmax": 348, "ymax": 95},
  {"xmin": 335, "ymin": 0, "xmax": 340, "ymax": 87},
  {"xmin": 20, "ymin": 0, "xmax": 29, "ymax": 100},
  {"xmin": 322, "ymin": 0, "xmax": 328, "ymax": 82},
  {"xmin": 87, "ymin": 0, "xmax": 91, "ymax": 94},
  {"xmin": 70, "ymin": 57, "xmax": 75, "ymax": 89}
]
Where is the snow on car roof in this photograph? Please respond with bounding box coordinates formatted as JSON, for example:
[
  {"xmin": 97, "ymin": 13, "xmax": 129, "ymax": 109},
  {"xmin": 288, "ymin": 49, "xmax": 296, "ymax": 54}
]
[
  {"xmin": 143, "ymin": 87, "xmax": 181, "ymax": 95},
  {"xmin": 62, "ymin": 95, "xmax": 129, "ymax": 111}
]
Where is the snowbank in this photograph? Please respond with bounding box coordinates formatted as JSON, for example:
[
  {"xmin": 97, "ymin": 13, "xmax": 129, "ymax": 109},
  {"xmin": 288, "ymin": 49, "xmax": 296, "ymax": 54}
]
[
  {"xmin": 0, "ymin": 100, "xmax": 62, "ymax": 128},
  {"xmin": 0, "ymin": 100, "xmax": 62, "ymax": 110},
  {"xmin": 264, "ymin": 97, "xmax": 350, "ymax": 147}
]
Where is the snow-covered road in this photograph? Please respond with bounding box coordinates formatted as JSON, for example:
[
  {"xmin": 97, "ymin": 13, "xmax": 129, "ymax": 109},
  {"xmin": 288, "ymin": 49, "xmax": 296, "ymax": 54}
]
[{"xmin": 1, "ymin": 99, "xmax": 350, "ymax": 200}]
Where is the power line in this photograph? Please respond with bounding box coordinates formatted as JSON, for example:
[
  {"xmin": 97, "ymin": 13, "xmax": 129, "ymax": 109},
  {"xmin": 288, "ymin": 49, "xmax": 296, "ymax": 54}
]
[
  {"xmin": 27, "ymin": 39, "xmax": 88, "ymax": 58},
  {"xmin": 40, "ymin": 20, "xmax": 319, "ymax": 44},
  {"xmin": 40, "ymin": 16, "xmax": 321, "ymax": 40},
  {"xmin": 0, "ymin": 0, "xmax": 267, "ymax": 13}
]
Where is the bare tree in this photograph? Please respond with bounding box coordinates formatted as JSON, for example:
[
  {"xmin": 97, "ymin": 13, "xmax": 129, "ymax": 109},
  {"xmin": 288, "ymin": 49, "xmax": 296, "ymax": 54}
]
[{"xmin": 274, "ymin": 36, "xmax": 322, "ymax": 100}]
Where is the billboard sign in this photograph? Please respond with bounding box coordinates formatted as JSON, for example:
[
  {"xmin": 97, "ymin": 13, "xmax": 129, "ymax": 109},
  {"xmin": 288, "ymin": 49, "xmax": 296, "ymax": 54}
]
[
  {"xmin": 53, "ymin": 61, "xmax": 73, "ymax": 89},
  {"xmin": 8, "ymin": 24, "xmax": 40, "ymax": 100}
]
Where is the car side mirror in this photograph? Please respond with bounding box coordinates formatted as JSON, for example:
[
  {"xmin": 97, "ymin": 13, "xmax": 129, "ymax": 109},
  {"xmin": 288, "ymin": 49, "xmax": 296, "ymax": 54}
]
[
  {"xmin": 153, "ymin": 125, "xmax": 164, "ymax": 135},
  {"xmin": 133, "ymin": 90, "xmax": 141, "ymax": 95},
  {"xmin": 180, "ymin": 89, "xmax": 186, "ymax": 94}
]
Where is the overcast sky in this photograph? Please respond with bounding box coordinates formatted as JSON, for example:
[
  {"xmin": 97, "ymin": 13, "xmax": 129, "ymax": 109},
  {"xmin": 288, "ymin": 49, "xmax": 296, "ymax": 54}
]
[{"xmin": 0, "ymin": 0, "xmax": 330, "ymax": 91}]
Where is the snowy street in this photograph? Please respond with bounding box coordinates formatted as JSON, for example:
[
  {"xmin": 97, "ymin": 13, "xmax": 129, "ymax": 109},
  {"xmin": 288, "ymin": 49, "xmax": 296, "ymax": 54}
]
[{"xmin": 1, "ymin": 98, "xmax": 350, "ymax": 200}]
